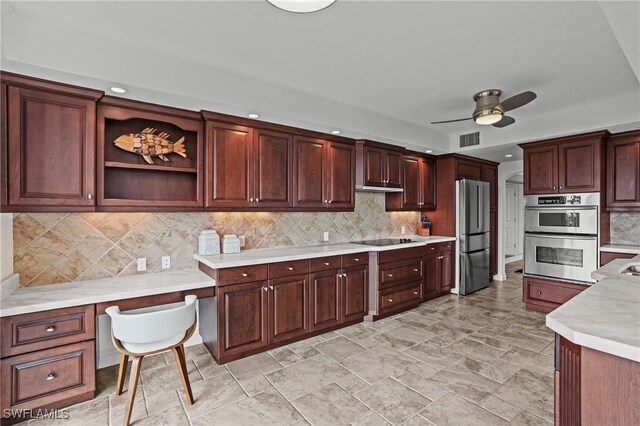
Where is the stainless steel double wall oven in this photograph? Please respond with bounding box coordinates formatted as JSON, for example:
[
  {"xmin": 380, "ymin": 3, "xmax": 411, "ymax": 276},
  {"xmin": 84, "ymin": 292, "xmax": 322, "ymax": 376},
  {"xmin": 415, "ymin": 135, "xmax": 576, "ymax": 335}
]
[{"xmin": 524, "ymin": 193, "xmax": 599, "ymax": 283}]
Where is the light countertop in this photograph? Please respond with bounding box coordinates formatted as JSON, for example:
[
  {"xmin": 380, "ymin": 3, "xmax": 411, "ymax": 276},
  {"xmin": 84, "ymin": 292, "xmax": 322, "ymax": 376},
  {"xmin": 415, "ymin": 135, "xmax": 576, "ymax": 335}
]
[
  {"xmin": 194, "ymin": 236, "xmax": 456, "ymax": 269},
  {"xmin": 600, "ymin": 244, "xmax": 640, "ymax": 255},
  {"xmin": 546, "ymin": 254, "xmax": 640, "ymax": 362},
  {"xmin": 0, "ymin": 269, "xmax": 214, "ymax": 317}
]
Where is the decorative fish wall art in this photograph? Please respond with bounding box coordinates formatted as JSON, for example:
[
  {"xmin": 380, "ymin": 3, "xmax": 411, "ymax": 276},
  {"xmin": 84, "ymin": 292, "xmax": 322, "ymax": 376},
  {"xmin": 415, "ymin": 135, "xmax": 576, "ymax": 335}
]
[{"xmin": 114, "ymin": 127, "xmax": 187, "ymax": 165}]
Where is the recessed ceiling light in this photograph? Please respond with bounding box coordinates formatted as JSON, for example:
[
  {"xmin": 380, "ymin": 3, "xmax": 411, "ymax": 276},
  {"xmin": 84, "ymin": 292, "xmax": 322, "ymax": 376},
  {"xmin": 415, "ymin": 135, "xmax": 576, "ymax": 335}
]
[
  {"xmin": 505, "ymin": 154, "xmax": 513, "ymax": 158},
  {"xmin": 331, "ymin": 130, "xmax": 341, "ymax": 135},
  {"xmin": 425, "ymin": 150, "xmax": 433, "ymax": 153},
  {"xmin": 248, "ymin": 113, "xmax": 260, "ymax": 119},
  {"xmin": 109, "ymin": 86, "xmax": 127, "ymax": 94},
  {"xmin": 267, "ymin": 0, "xmax": 337, "ymax": 13}
]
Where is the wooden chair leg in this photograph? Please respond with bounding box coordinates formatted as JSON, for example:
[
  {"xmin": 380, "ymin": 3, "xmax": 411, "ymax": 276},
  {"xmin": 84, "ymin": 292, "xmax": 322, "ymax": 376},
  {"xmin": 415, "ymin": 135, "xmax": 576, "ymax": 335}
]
[
  {"xmin": 115, "ymin": 353, "xmax": 129, "ymax": 396},
  {"xmin": 123, "ymin": 356, "xmax": 143, "ymax": 426},
  {"xmin": 172, "ymin": 345, "xmax": 194, "ymax": 404}
]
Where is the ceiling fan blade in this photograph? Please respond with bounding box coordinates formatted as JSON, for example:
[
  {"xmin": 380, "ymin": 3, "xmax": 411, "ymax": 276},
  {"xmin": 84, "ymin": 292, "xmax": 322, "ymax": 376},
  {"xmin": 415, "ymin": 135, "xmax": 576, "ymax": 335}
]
[
  {"xmin": 430, "ymin": 117, "xmax": 473, "ymax": 124},
  {"xmin": 497, "ymin": 91, "xmax": 537, "ymax": 112},
  {"xmin": 492, "ymin": 116, "xmax": 515, "ymax": 128}
]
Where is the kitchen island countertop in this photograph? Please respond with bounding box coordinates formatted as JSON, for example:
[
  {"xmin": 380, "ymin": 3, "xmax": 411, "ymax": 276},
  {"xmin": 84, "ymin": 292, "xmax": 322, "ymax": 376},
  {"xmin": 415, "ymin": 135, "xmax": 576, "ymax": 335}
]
[{"xmin": 546, "ymin": 254, "xmax": 640, "ymax": 362}]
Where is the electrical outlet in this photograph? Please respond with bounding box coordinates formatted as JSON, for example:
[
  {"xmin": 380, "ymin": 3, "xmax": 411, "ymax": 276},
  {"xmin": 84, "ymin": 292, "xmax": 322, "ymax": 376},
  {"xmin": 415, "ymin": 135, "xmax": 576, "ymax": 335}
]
[
  {"xmin": 323, "ymin": 231, "xmax": 329, "ymax": 242},
  {"xmin": 161, "ymin": 256, "xmax": 170, "ymax": 270},
  {"xmin": 238, "ymin": 235, "xmax": 246, "ymax": 248},
  {"xmin": 401, "ymin": 226, "xmax": 406, "ymax": 235},
  {"xmin": 136, "ymin": 258, "xmax": 146, "ymax": 272}
]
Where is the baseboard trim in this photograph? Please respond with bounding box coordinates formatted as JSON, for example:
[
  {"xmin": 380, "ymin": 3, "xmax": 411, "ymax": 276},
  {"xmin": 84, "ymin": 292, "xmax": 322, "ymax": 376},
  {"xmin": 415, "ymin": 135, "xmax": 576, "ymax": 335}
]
[{"xmin": 505, "ymin": 255, "xmax": 523, "ymax": 264}]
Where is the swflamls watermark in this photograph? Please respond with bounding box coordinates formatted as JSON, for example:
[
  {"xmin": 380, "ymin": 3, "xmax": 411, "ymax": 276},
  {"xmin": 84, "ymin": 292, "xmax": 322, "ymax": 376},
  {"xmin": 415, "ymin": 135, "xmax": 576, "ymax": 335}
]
[{"xmin": 2, "ymin": 408, "xmax": 70, "ymax": 420}]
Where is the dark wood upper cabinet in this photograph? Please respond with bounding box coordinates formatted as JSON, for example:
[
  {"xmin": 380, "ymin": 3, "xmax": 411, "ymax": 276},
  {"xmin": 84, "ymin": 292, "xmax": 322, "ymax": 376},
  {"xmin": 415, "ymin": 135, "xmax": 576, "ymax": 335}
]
[
  {"xmin": 606, "ymin": 130, "xmax": 640, "ymax": 211},
  {"xmin": 355, "ymin": 141, "xmax": 403, "ymax": 189},
  {"xmin": 401, "ymin": 156, "xmax": 421, "ymax": 210},
  {"xmin": 254, "ymin": 129, "xmax": 293, "ymax": 208},
  {"xmin": 521, "ymin": 131, "xmax": 608, "ymax": 195},
  {"xmin": 206, "ymin": 122, "xmax": 254, "ymax": 209},
  {"xmin": 456, "ymin": 159, "xmax": 483, "ymax": 180},
  {"xmin": 1, "ymin": 83, "xmax": 7, "ymax": 207},
  {"xmin": 523, "ymin": 144, "xmax": 558, "ymax": 194},
  {"xmin": 326, "ymin": 141, "xmax": 355, "ymax": 209},
  {"xmin": 558, "ymin": 138, "xmax": 601, "ymax": 193},
  {"xmin": 295, "ymin": 138, "xmax": 354, "ymax": 210},
  {"xmin": 294, "ymin": 136, "xmax": 326, "ymax": 209},
  {"xmin": 2, "ymin": 73, "xmax": 103, "ymax": 211},
  {"xmin": 420, "ymin": 157, "xmax": 436, "ymax": 210},
  {"xmin": 386, "ymin": 153, "xmax": 436, "ymax": 211}
]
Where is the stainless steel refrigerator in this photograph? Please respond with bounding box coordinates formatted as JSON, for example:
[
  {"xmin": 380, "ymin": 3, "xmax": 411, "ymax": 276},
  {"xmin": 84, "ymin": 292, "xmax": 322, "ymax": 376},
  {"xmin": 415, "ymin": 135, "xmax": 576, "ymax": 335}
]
[{"xmin": 456, "ymin": 179, "xmax": 490, "ymax": 295}]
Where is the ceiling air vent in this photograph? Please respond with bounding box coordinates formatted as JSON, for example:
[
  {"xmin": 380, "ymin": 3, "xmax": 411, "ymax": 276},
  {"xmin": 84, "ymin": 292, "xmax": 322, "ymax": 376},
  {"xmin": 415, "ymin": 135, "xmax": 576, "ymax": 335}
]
[{"xmin": 460, "ymin": 132, "xmax": 480, "ymax": 148}]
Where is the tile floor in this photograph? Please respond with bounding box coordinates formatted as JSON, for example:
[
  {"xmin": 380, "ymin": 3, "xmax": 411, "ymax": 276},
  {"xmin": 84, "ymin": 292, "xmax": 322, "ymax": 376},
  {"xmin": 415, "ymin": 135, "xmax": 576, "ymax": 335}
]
[{"xmin": 31, "ymin": 261, "xmax": 556, "ymax": 425}]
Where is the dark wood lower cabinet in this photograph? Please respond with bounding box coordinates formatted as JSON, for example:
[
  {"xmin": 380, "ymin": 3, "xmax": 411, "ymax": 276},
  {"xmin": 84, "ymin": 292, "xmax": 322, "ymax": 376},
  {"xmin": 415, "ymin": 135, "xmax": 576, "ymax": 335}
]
[
  {"xmin": 309, "ymin": 270, "xmax": 341, "ymax": 332},
  {"xmin": 342, "ymin": 265, "xmax": 368, "ymax": 322},
  {"xmin": 423, "ymin": 242, "xmax": 454, "ymax": 301},
  {"xmin": 555, "ymin": 334, "xmax": 640, "ymax": 425},
  {"xmin": 217, "ymin": 281, "xmax": 269, "ymax": 358},
  {"xmin": 600, "ymin": 251, "xmax": 636, "ymax": 266},
  {"xmin": 523, "ymin": 276, "xmax": 586, "ymax": 314},
  {"xmin": 269, "ymin": 274, "xmax": 308, "ymax": 344}
]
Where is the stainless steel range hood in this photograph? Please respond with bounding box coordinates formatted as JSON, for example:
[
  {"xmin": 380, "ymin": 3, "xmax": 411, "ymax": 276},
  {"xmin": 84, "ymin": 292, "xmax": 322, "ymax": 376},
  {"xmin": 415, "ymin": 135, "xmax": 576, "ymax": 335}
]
[{"xmin": 355, "ymin": 185, "xmax": 404, "ymax": 193}]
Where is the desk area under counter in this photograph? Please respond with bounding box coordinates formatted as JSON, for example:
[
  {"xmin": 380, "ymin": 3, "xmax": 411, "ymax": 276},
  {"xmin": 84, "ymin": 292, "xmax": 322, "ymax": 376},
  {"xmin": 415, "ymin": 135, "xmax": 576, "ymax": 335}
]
[
  {"xmin": 0, "ymin": 270, "xmax": 215, "ymax": 421},
  {"xmin": 194, "ymin": 236, "xmax": 456, "ymax": 363}
]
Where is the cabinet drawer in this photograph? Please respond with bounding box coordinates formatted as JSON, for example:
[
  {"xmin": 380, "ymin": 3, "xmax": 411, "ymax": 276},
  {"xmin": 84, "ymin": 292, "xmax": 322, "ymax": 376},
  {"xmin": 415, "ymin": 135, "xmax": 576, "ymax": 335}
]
[
  {"xmin": 379, "ymin": 259, "xmax": 423, "ymax": 288},
  {"xmin": 425, "ymin": 241, "xmax": 454, "ymax": 254},
  {"xmin": 379, "ymin": 282, "xmax": 422, "ymax": 313},
  {"xmin": 217, "ymin": 264, "xmax": 268, "ymax": 286},
  {"xmin": 310, "ymin": 256, "xmax": 341, "ymax": 273},
  {"xmin": 526, "ymin": 279, "xmax": 584, "ymax": 305},
  {"xmin": 1, "ymin": 305, "xmax": 95, "ymax": 357},
  {"xmin": 269, "ymin": 259, "xmax": 309, "ymax": 278},
  {"xmin": 342, "ymin": 252, "xmax": 369, "ymax": 268},
  {"xmin": 1, "ymin": 341, "xmax": 95, "ymax": 411},
  {"xmin": 378, "ymin": 247, "xmax": 424, "ymax": 263}
]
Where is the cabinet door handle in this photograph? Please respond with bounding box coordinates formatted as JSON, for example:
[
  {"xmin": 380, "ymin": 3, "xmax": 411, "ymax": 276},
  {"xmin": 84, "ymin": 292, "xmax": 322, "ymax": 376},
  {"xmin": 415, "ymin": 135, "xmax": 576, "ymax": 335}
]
[
  {"xmin": 559, "ymin": 186, "xmax": 563, "ymax": 190},
  {"xmin": 241, "ymin": 273, "xmax": 248, "ymax": 277},
  {"xmin": 388, "ymin": 298, "xmax": 393, "ymax": 302},
  {"xmin": 87, "ymin": 193, "xmax": 93, "ymax": 200},
  {"xmin": 324, "ymin": 262, "xmax": 330, "ymax": 266},
  {"xmin": 249, "ymin": 197, "xmax": 254, "ymax": 202},
  {"xmin": 264, "ymin": 287, "xmax": 269, "ymax": 292},
  {"xmin": 354, "ymin": 258, "xmax": 359, "ymax": 262},
  {"xmin": 323, "ymin": 200, "xmax": 328, "ymax": 204},
  {"xmin": 256, "ymin": 198, "xmax": 260, "ymax": 202},
  {"xmin": 553, "ymin": 186, "xmax": 557, "ymax": 190},
  {"xmin": 413, "ymin": 268, "xmax": 419, "ymax": 272},
  {"xmin": 537, "ymin": 290, "xmax": 542, "ymax": 295},
  {"xmin": 388, "ymin": 273, "xmax": 393, "ymax": 277},
  {"xmin": 343, "ymin": 273, "xmax": 347, "ymax": 277},
  {"xmin": 287, "ymin": 266, "xmax": 294, "ymax": 271},
  {"xmin": 46, "ymin": 326, "xmax": 55, "ymax": 333},
  {"xmin": 46, "ymin": 373, "xmax": 56, "ymax": 381},
  {"xmin": 413, "ymin": 291, "xmax": 419, "ymax": 295},
  {"xmin": 269, "ymin": 286, "xmax": 274, "ymax": 291}
]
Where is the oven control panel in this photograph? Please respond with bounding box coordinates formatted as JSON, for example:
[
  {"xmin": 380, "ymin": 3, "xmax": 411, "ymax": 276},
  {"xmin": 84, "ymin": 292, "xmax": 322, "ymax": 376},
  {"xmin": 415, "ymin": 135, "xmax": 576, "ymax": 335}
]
[{"xmin": 525, "ymin": 193, "xmax": 597, "ymax": 207}]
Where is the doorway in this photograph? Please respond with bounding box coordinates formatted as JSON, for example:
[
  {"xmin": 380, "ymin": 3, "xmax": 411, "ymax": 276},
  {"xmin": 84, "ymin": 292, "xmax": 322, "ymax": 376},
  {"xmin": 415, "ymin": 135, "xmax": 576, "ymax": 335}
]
[{"xmin": 504, "ymin": 175, "xmax": 524, "ymax": 263}]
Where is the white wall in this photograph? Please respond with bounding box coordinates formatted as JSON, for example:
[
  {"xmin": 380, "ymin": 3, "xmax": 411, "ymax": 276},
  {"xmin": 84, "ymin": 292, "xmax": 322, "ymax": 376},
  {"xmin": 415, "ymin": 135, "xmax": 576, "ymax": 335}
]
[
  {"xmin": 0, "ymin": 213, "xmax": 13, "ymax": 280},
  {"xmin": 495, "ymin": 161, "xmax": 524, "ymax": 281}
]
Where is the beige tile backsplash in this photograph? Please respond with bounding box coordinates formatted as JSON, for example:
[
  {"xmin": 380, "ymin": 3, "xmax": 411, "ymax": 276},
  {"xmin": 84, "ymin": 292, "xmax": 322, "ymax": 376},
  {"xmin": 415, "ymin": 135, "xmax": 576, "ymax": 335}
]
[{"xmin": 12, "ymin": 193, "xmax": 419, "ymax": 286}]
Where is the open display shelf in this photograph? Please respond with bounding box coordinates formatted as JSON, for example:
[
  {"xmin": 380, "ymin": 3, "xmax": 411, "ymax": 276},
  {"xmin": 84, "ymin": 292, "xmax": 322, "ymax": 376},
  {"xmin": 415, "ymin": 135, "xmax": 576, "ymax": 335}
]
[{"xmin": 97, "ymin": 98, "xmax": 203, "ymax": 209}]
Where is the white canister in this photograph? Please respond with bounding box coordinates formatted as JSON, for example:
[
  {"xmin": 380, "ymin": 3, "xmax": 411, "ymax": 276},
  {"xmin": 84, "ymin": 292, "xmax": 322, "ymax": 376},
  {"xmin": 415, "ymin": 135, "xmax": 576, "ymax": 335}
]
[
  {"xmin": 198, "ymin": 230, "xmax": 220, "ymax": 255},
  {"xmin": 222, "ymin": 234, "xmax": 241, "ymax": 254}
]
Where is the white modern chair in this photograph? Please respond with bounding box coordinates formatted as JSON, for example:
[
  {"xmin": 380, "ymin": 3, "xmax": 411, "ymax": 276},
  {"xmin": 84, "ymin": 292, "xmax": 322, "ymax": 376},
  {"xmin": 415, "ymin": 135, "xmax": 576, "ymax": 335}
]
[{"xmin": 106, "ymin": 295, "xmax": 198, "ymax": 426}]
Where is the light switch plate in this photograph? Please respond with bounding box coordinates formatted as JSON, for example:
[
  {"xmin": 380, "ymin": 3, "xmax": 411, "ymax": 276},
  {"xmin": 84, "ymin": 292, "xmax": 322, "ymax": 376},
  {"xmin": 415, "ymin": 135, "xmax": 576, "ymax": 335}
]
[
  {"xmin": 239, "ymin": 235, "xmax": 246, "ymax": 248},
  {"xmin": 137, "ymin": 258, "xmax": 146, "ymax": 272},
  {"xmin": 401, "ymin": 226, "xmax": 406, "ymax": 235},
  {"xmin": 323, "ymin": 231, "xmax": 329, "ymax": 242},
  {"xmin": 161, "ymin": 256, "xmax": 170, "ymax": 270}
]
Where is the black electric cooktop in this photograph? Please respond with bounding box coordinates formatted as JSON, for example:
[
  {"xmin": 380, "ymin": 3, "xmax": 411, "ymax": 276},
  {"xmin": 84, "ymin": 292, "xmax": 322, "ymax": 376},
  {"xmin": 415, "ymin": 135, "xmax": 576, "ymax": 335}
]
[{"xmin": 351, "ymin": 238, "xmax": 414, "ymax": 246}]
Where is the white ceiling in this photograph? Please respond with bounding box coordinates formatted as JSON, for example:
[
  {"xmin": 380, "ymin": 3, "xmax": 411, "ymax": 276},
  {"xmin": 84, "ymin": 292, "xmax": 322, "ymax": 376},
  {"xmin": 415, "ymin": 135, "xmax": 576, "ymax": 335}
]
[{"xmin": 1, "ymin": 0, "xmax": 638, "ymax": 161}]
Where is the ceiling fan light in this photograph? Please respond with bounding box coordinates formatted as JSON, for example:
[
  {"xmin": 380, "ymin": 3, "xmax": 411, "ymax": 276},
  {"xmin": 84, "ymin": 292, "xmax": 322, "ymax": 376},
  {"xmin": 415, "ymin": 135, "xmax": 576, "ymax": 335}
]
[
  {"xmin": 267, "ymin": 0, "xmax": 336, "ymax": 13},
  {"xmin": 474, "ymin": 109, "xmax": 503, "ymax": 125}
]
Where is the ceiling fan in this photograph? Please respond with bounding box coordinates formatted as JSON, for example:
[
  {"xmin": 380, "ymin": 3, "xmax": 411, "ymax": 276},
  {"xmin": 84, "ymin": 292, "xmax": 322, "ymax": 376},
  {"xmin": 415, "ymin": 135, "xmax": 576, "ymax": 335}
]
[{"xmin": 431, "ymin": 89, "xmax": 537, "ymax": 128}]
